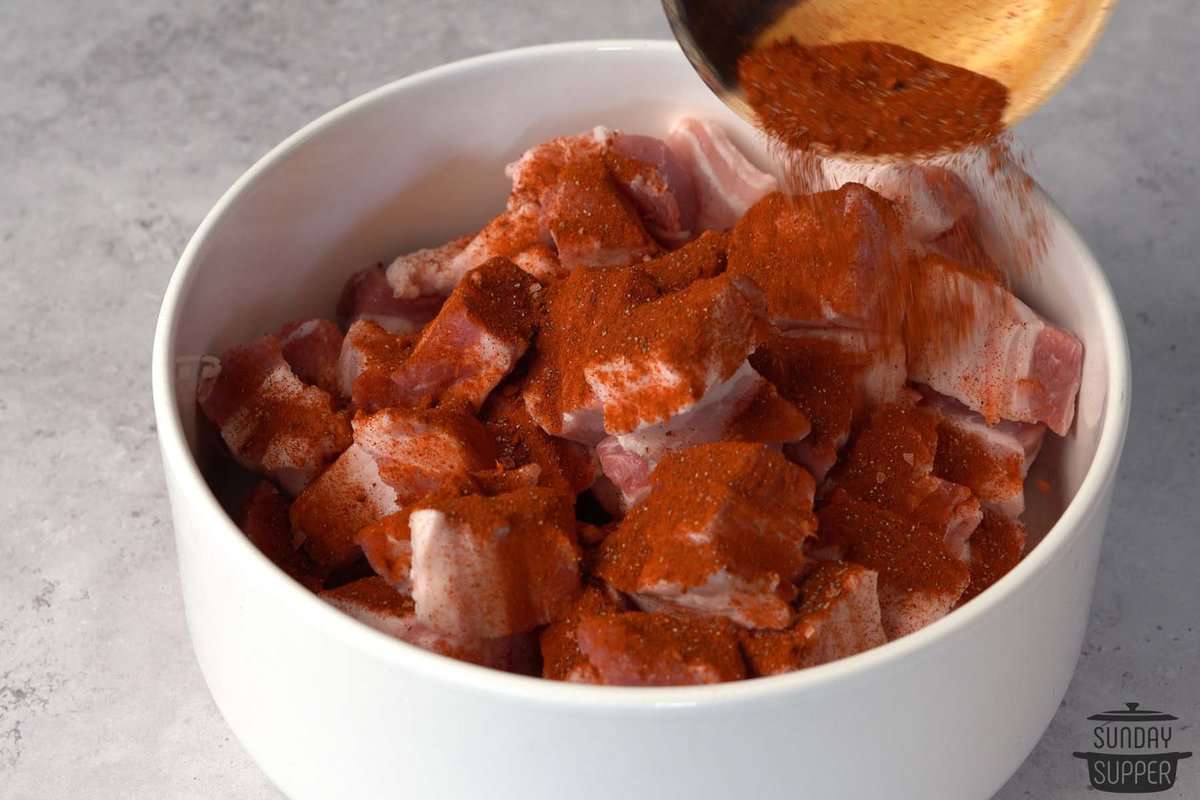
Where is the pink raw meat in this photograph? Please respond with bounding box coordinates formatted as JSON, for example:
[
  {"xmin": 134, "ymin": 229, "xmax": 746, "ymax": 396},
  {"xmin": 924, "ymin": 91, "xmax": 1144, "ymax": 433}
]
[
  {"xmin": 338, "ymin": 263, "xmax": 446, "ymax": 335},
  {"xmin": 607, "ymin": 132, "xmax": 699, "ymax": 247},
  {"xmin": 336, "ymin": 319, "xmax": 414, "ymax": 409},
  {"xmin": 278, "ymin": 318, "xmax": 343, "ymax": 396},
  {"xmin": 197, "ymin": 334, "xmax": 351, "ymax": 496},
  {"xmin": 665, "ymin": 118, "xmax": 778, "ymax": 231},
  {"xmin": 820, "ymin": 160, "xmax": 977, "ymax": 241}
]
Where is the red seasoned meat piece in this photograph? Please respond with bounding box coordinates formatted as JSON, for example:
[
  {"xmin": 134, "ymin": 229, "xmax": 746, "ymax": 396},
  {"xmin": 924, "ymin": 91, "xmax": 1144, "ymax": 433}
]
[
  {"xmin": 728, "ymin": 184, "xmax": 907, "ymax": 331},
  {"xmin": 481, "ymin": 382, "xmax": 597, "ymax": 496},
  {"xmin": 336, "ymin": 319, "xmax": 415, "ymax": 409},
  {"xmin": 384, "ymin": 257, "xmax": 541, "ymax": 411},
  {"xmin": 665, "ymin": 118, "xmax": 778, "ymax": 231},
  {"xmin": 278, "ymin": 318, "xmax": 343, "ymax": 397},
  {"xmin": 831, "ymin": 403, "xmax": 981, "ymax": 559},
  {"xmin": 289, "ymin": 407, "xmax": 495, "ymax": 569},
  {"xmin": 505, "ymin": 127, "xmax": 613, "ymax": 211},
  {"xmin": 321, "ymin": 576, "xmax": 538, "ymax": 672},
  {"xmin": 238, "ymin": 481, "xmax": 325, "ymax": 590},
  {"xmin": 450, "ymin": 207, "xmax": 564, "ymax": 285},
  {"xmin": 338, "ymin": 262, "xmax": 449, "ymax": 335},
  {"xmin": 923, "ymin": 388, "xmax": 1046, "ymax": 519},
  {"xmin": 596, "ymin": 442, "xmax": 817, "ymax": 629},
  {"xmin": 522, "ymin": 265, "xmax": 661, "ymax": 443},
  {"xmin": 407, "ymin": 487, "xmax": 581, "ymax": 639},
  {"xmin": 821, "ymin": 160, "xmax": 977, "ymax": 241},
  {"xmin": 380, "ymin": 235, "xmax": 475, "ymax": 306},
  {"xmin": 540, "ymin": 583, "xmax": 626, "ymax": 681},
  {"xmin": 564, "ymin": 612, "xmax": 747, "ymax": 686},
  {"xmin": 818, "ymin": 495, "xmax": 969, "ymax": 639},
  {"xmin": 198, "ymin": 334, "xmax": 352, "ymax": 496},
  {"xmin": 906, "ymin": 255, "xmax": 1084, "ymax": 435},
  {"xmin": 641, "ymin": 229, "xmax": 729, "ymax": 293},
  {"xmin": 605, "ymin": 132, "xmax": 699, "ymax": 247},
  {"xmin": 356, "ymin": 508, "xmax": 416, "ymax": 595},
  {"xmin": 959, "ymin": 509, "xmax": 1028, "ymax": 604},
  {"xmin": 741, "ymin": 561, "xmax": 886, "ymax": 675}
]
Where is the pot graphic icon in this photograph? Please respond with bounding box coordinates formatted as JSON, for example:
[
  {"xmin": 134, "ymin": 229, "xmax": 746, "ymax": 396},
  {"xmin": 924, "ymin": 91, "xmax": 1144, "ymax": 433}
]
[{"xmin": 1074, "ymin": 703, "xmax": 1192, "ymax": 793}]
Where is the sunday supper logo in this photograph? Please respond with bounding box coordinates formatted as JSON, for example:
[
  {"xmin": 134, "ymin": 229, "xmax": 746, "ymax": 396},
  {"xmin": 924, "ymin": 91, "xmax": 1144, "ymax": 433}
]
[{"xmin": 1073, "ymin": 703, "xmax": 1192, "ymax": 793}]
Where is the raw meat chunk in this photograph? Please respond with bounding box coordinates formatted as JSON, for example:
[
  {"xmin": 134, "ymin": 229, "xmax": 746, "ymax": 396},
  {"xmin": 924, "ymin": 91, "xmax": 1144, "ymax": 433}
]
[
  {"xmin": 606, "ymin": 132, "xmax": 699, "ymax": 247},
  {"xmin": 338, "ymin": 263, "xmax": 447, "ymax": 335},
  {"xmin": 238, "ymin": 481, "xmax": 324, "ymax": 590},
  {"xmin": 641, "ymin": 229, "xmax": 729, "ymax": 293},
  {"xmin": 337, "ymin": 319, "xmax": 415, "ymax": 409},
  {"xmin": 817, "ymin": 495, "xmax": 969, "ymax": 639},
  {"xmin": 383, "ymin": 235, "xmax": 474, "ymax": 301},
  {"xmin": 290, "ymin": 408, "xmax": 495, "ymax": 569},
  {"xmin": 540, "ymin": 583, "xmax": 626, "ymax": 681},
  {"xmin": 924, "ymin": 388, "xmax": 1046, "ymax": 518},
  {"xmin": 506, "ymin": 127, "xmax": 613, "ymax": 210},
  {"xmin": 481, "ymin": 382, "xmax": 597, "ymax": 496},
  {"xmin": 728, "ymin": 184, "xmax": 906, "ymax": 330},
  {"xmin": 820, "ymin": 160, "xmax": 977, "ymax": 241},
  {"xmin": 408, "ymin": 487, "xmax": 581, "ymax": 639},
  {"xmin": 321, "ymin": 576, "xmax": 537, "ymax": 672},
  {"xmin": 198, "ymin": 334, "xmax": 352, "ymax": 496},
  {"xmin": 831, "ymin": 403, "xmax": 981, "ymax": 558},
  {"xmin": 741, "ymin": 561, "xmax": 886, "ymax": 675},
  {"xmin": 906, "ymin": 255, "xmax": 1084, "ymax": 434},
  {"xmin": 665, "ymin": 118, "xmax": 778, "ymax": 231},
  {"xmin": 596, "ymin": 443, "xmax": 817, "ymax": 629},
  {"xmin": 279, "ymin": 318, "xmax": 343, "ymax": 396},
  {"xmin": 386, "ymin": 257, "xmax": 541, "ymax": 411},
  {"xmin": 356, "ymin": 508, "xmax": 416, "ymax": 595},
  {"xmin": 959, "ymin": 509, "xmax": 1027, "ymax": 604},
  {"xmin": 563, "ymin": 612, "xmax": 747, "ymax": 686},
  {"xmin": 451, "ymin": 207, "xmax": 563, "ymax": 285}
]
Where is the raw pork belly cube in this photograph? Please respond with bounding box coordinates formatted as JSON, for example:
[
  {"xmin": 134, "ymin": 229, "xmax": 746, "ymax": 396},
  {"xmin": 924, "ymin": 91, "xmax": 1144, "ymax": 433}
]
[
  {"xmin": 728, "ymin": 184, "xmax": 906, "ymax": 330},
  {"xmin": 641, "ymin": 229, "xmax": 729, "ymax": 293},
  {"xmin": 238, "ymin": 481, "xmax": 324, "ymax": 590},
  {"xmin": 356, "ymin": 509, "xmax": 416, "ymax": 595},
  {"xmin": 665, "ymin": 118, "xmax": 778, "ymax": 231},
  {"xmin": 924, "ymin": 388, "xmax": 1046, "ymax": 518},
  {"xmin": 832, "ymin": 403, "xmax": 982, "ymax": 559},
  {"xmin": 522, "ymin": 265, "xmax": 661, "ymax": 443},
  {"xmin": 481, "ymin": 382, "xmax": 597, "ymax": 496},
  {"xmin": 906, "ymin": 255, "xmax": 1084, "ymax": 435},
  {"xmin": 337, "ymin": 319, "xmax": 415, "ymax": 409},
  {"xmin": 290, "ymin": 407, "xmax": 496, "ymax": 569},
  {"xmin": 321, "ymin": 577, "xmax": 536, "ymax": 672},
  {"xmin": 741, "ymin": 561, "xmax": 886, "ymax": 675},
  {"xmin": 582, "ymin": 273, "xmax": 767, "ymax": 434},
  {"xmin": 596, "ymin": 442, "xmax": 817, "ymax": 629},
  {"xmin": 605, "ymin": 132, "xmax": 699, "ymax": 247},
  {"xmin": 451, "ymin": 208, "xmax": 563, "ymax": 285},
  {"xmin": 750, "ymin": 328, "xmax": 906, "ymax": 482},
  {"xmin": 817, "ymin": 495, "xmax": 969, "ymax": 640},
  {"xmin": 382, "ymin": 235, "xmax": 474, "ymax": 301},
  {"xmin": 408, "ymin": 487, "xmax": 581, "ymax": 639},
  {"xmin": 820, "ymin": 160, "xmax": 978, "ymax": 241},
  {"xmin": 198, "ymin": 334, "xmax": 352, "ymax": 496},
  {"xmin": 540, "ymin": 583, "xmax": 626, "ymax": 681},
  {"xmin": 540, "ymin": 154, "xmax": 660, "ymax": 269},
  {"xmin": 278, "ymin": 318, "xmax": 344, "ymax": 397},
  {"xmin": 505, "ymin": 127, "xmax": 613, "ymax": 211},
  {"xmin": 338, "ymin": 262, "xmax": 448, "ymax": 335},
  {"xmin": 387, "ymin": 257, "xmax": 541, "ymax": 410},
  {"xmin": 562, "ymin": 612, "xmax": 747, "ymax": 686},
  {"xmin": 959, "ymin": 509, "xmax": 1028, "ymax": 604}
]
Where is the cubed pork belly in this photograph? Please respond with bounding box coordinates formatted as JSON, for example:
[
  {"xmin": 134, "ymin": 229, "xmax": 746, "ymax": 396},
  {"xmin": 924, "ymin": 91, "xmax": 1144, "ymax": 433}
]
[
  {"xmin": 450, "ymin": 207, "xmax": 564, "ymax": 285},
  {"xmin": 238, "ymin": 480, "xmax": 324, "ymax": 590},
  {"xmin": 562, "ymin": 612, "xmax": 747, "ymax": 686},
  {"xmin": 198, "ymin": 334, "xmax": 352, "ymax": 496},
  {"xmin": 384, "ymin": 257, "xmax": 541, "ymax": 411},
  {"xmin": 751, "ymin": 328, "xmax": 907, "ymax": 483},
  {"xmin": 665, "ymin": 118, "xmax": 778, "ymax": 231},
  {"xmin": 959, "ymin": 509, "xmax": 1028, "ymax": 604},
  {"xmin": 596, "ymin": 442, "xmax": 817, "ymax": 629},
  {"xmin": 482, "ymin": 382, "xmax": 597, "ymax": 496},
  {"xmin": 290, "ymin": 407, "xmax": 496, "ymax": 569},
  {"xmin": 728, "ymin": 184, "xmax": 907, "ymax": 330},
  {"xmin": 923, "ymin": 388, "xmax": 1046, "ymax": 518},
  {"xmin": 338, "ymin": 262, "xmax": 448, "ymax": 335},
  {"xmin": 522, "ymin": 265, "xmax": 661, "ymax": 443},
  {"xmin": 830, "ymin": 403, "xmax": 981, "ymax": 558},
  {"xmin": 382, "ymin": 235, "xmax": 474, "ymax": 302},
  {"xmin": 906, "ymin": 255, "xmax": 1084, "ymax": 434},
  {"xmin": 540, "ymin": 583, "xmax": 626, "ymax": 681},
  {"xmin": 408, "ymin": 487, "xmax": 581, "ymax": 639},
  {"xmin": 605, "ymin": 132, "xmax": 699, "ymax": 247},
  {"xmin": 337, "ymin": 319, "xmax": 415, "ymax": 409},
  {"xmin": 278, "ymin": 319, "xmax": 344, "ymax": 397},
  {"xmin": 641, "ymin": 229, "xmax": 729, "ymax": 293},
  {"xmin": 820, "ymin": 160, "xmax": 977, "ymax": 241},
  {"xmin": 355, "ymin": 508, "xmax": 416, "ymax": 595},
  {"xmin": 506, "ymin": 126, "xmax": 613, "ymax": 211},
  {"xmin": 321, "ymin": 576, "xmax": 537, "ymax": 672},
  {"xmin": 818, "ymin": 495, "xmax": 969, "ymax": 640},
  {"xmin": 741, "ymin": 561, "xmax": 886, "ymax": 675}
]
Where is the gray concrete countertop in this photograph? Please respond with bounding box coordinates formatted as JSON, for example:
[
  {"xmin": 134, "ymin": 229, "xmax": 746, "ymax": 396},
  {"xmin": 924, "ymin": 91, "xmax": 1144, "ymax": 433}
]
[{"xmin": 1, "ymin": 2, "xmax": 1197, "ymax": 798}]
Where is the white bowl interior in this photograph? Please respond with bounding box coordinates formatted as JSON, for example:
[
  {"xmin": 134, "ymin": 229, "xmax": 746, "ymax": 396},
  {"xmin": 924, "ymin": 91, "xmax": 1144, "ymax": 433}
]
[{"xmin": 160, "ymin": 39, "xmax": 1123, "ymax": 661}]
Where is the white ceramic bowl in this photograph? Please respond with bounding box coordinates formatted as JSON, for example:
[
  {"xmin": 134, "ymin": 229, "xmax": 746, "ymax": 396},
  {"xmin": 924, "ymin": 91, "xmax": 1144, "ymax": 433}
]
[{"xmin": 153, "ymin": 40, "xmax": 1130, "ymax": 800}]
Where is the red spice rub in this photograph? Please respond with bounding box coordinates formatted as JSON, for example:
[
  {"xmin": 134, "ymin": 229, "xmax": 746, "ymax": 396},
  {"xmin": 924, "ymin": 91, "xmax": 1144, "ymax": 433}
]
[
  {"xmin": 960, "ymin": 509, "xmax": 1027, "ymax": 604},
  {"xmin": 568, "ymin": 612, "xmax": 747, "ymax": 686},
  {"xmin": 641, "ymin": 229, "xmax": 729, "ymax": 293},
  {"xmin": 238, "ymin": 480, "xmax": 325, "ymax": 590},
  {"xmin": 540, "ymin": 583, "xmax": 626, "ymax": 681},
  {"xmin": 338, "ymin": 319, "xmax": 416, "ymax": 409},
  {"xmin": 279, "ymin": 318, "xmax": 344, "ymax": 397},
  {"xmin": 596, "ymin": 442, "xmax": 816, "ymax": 629},
  {"xmin": 739, "ymin": 40, "xmax": 1009, "ymax": 158}
]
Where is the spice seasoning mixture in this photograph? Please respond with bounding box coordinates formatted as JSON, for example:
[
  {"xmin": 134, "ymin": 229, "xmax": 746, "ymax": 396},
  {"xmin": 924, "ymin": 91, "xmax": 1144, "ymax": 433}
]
[{"xmin": 200, "ymin": 114, "xmax": 1082, "ymax": 686}]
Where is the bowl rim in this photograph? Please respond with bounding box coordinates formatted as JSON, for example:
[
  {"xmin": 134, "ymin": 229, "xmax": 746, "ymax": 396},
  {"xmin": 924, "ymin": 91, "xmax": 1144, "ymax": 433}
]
[{"xmin": 152, "ymin": 38, "xmax": 1131, "ymax": 710}]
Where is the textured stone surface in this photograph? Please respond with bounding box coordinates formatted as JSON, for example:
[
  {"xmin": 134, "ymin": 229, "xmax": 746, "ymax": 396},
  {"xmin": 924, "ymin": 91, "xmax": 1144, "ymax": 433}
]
[{"xmin": 0, "ymin": 1, "xmax": 1196, "ymax": 798}]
